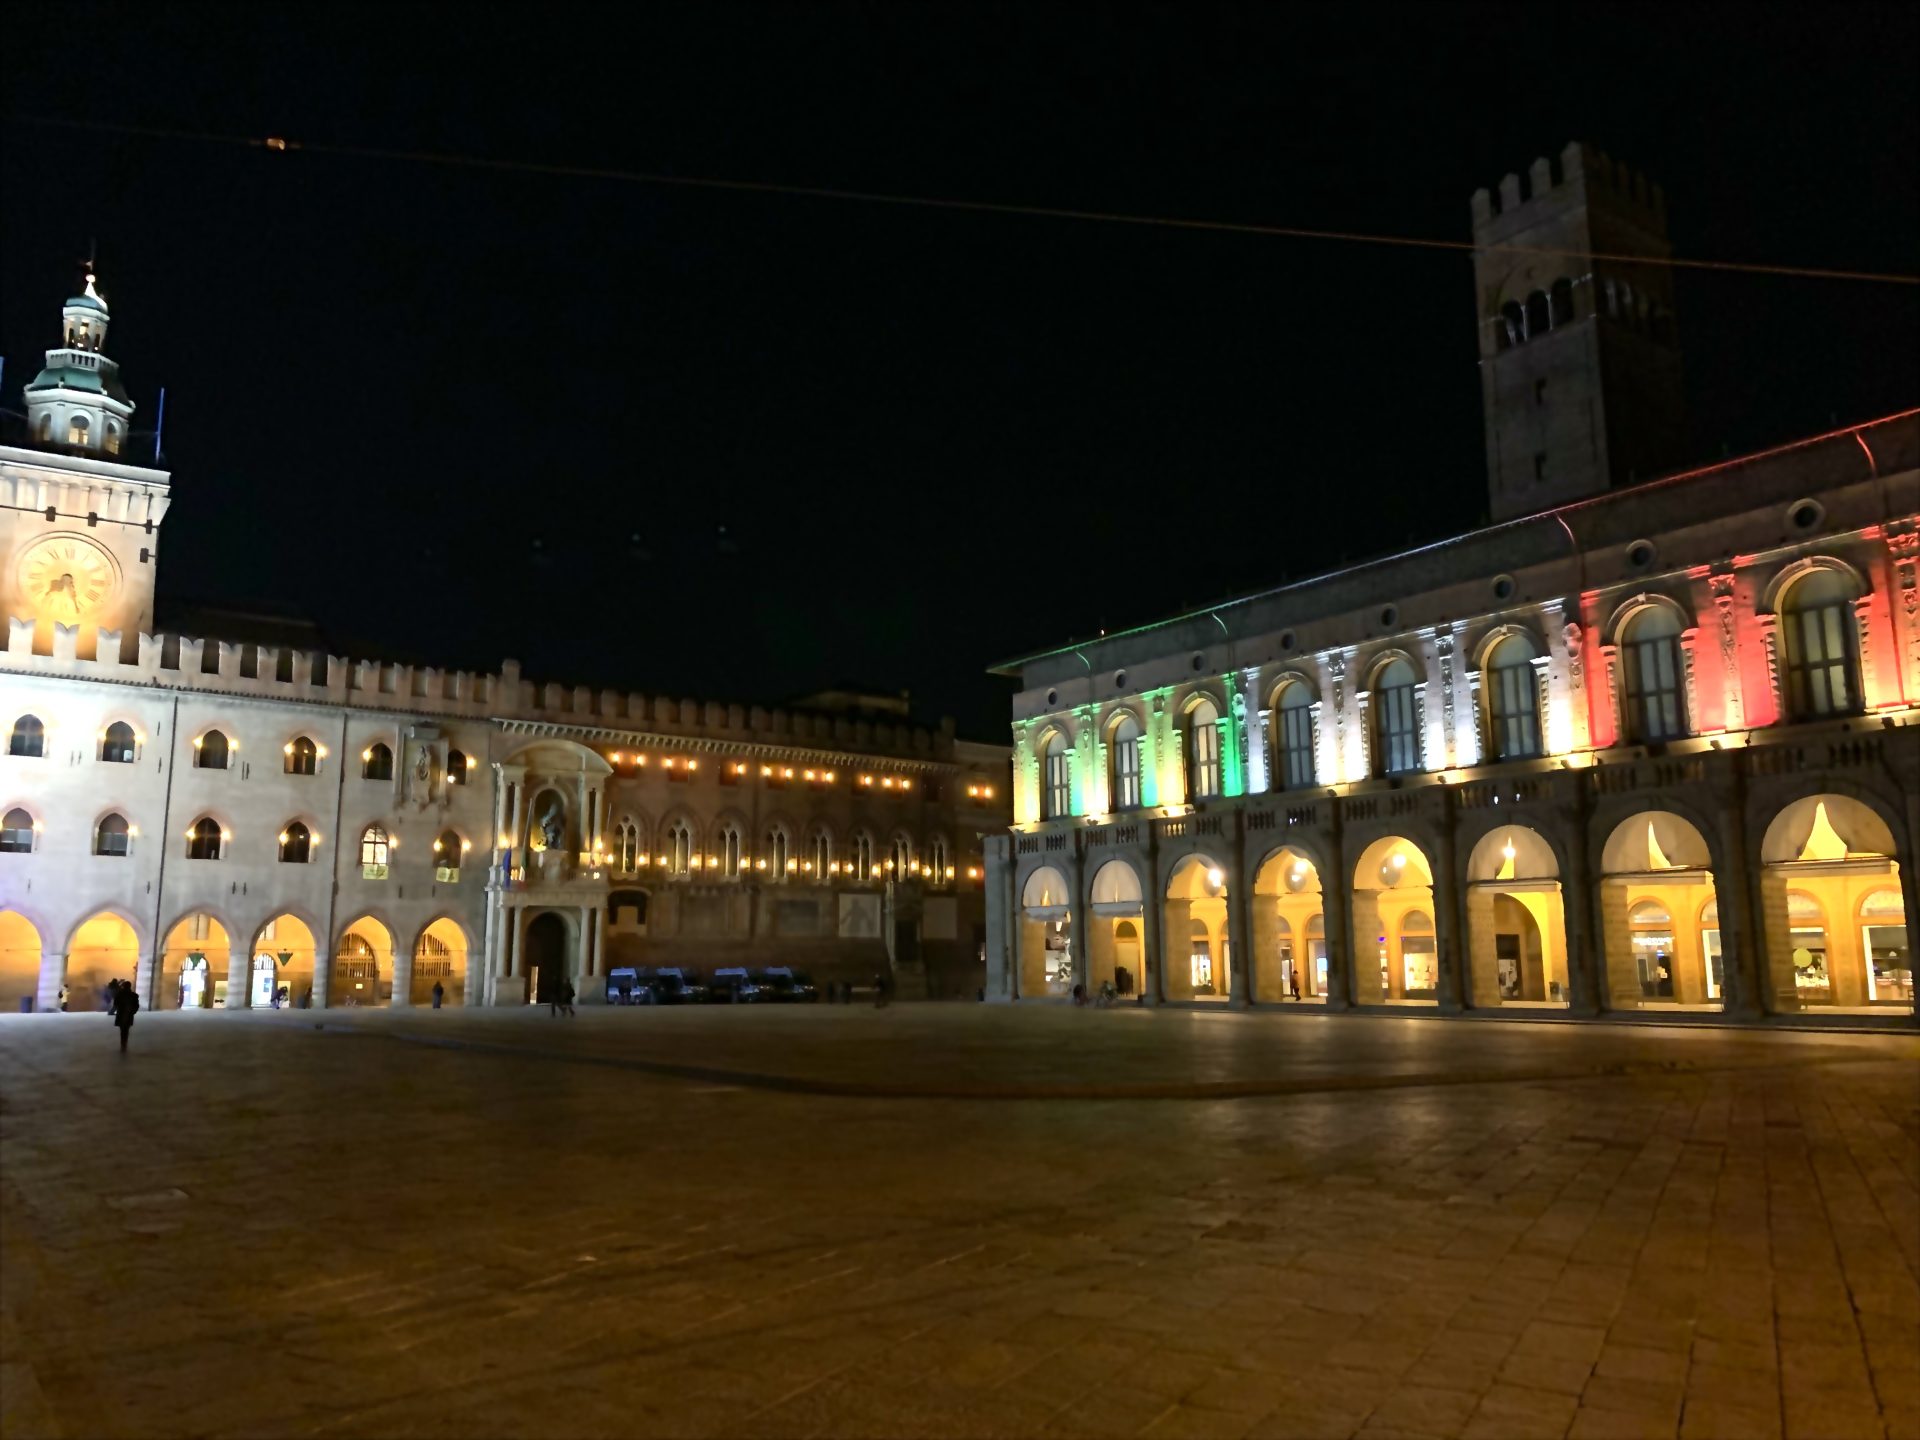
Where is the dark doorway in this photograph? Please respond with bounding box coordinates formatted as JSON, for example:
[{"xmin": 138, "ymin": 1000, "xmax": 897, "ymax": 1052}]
[
  {"xmin": 525, "ymin": 912, "xmax": 569, "ymax": 1004},
  {"xmin": 893, "ymin": 919, "xmax": 921, "ymax": 968}
]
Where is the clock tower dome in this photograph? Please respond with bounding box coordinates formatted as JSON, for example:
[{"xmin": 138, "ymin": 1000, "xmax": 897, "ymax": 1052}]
[{"xmin": 1, "ymin": 267, "xmax": 171, "ymax": 660}]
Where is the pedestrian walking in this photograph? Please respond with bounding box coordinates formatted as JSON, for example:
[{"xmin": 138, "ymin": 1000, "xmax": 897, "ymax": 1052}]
[
  {"xmin": 560, "ymin": 979, "xmax": 576, "ymax": 1017},
  {"xmin": 1288, "ymin": 966, "xmax": 1301, "ymax": 1001},
  {"xmin": 111, "ymin": 978, "xmax": 140, "ymax": 1053},
  {"xmin": 300, "ymin": 985, "xmax": 313, "ymax": 1009},
  {"xmin": 431, "ymin": 979, "xmax": 445, "ymax": 1009},
  {"xmin": 872, "ymin": 971, "xmax": 888, "ymax": 1009}
]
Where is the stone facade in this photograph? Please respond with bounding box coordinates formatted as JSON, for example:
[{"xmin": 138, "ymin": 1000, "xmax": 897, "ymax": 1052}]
[{"xmin": 0, "ymin": 278, "xmax": 1010, "ymax": 1013}]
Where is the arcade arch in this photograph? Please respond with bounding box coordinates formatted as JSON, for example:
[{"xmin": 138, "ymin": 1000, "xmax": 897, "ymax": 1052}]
[
  {"xmin": 1253, "ymin": 846, "xmax": 1327, "ymax": 1002},
  {"xmin": 68, "ymin": 912, "xmax": 142, "ymax": 1009},
  {"xmin": 1759, "ymin": 795, "xmax": 1911, "ymax": 1011},
  {"xmin": 251, "ymin": 915, "xmax": 317, "ymax": 1008},
  {"xmin": 411, "ymin": 918, "xmax": 468, "ymax": 1005},
  {"xmin": 1084, "ymin": 859, "xmax": 1145, "ymax": 998},
  {"xmin": 0, "ymin": 911, "xmax": 43, "ymax": 1012},
  {"xmin": 523, "ymin": 910, "xmax": 575, "ymax": 1005},
  {"xmin": 1465, "ymin": 827, "xmax": 1569, "ymax": 1007},
  {"xmin": 160, "ymin": 913, "xmax": 232, "ymax": 1009},
  {"xmin": 1350, "ymin": 836, "xmax": 1436, "ymax": 1003},
  {"xmin": 333, "ymin": 916, "xmax": 393, "ymax": 1008},
  {"xmin": 1017, "ymin": 865, "xmax": 1074, "ymax": 999},
  {"xmin": 1164, "ymin": 853, "xmax": 1230, "ymax": 1001},
  {"xmin": 1598, "ymin": 811, "xmax": 1723, "ymax": 1010}
]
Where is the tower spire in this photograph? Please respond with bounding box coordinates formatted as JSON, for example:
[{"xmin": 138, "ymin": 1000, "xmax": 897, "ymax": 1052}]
[{"xmin": 21, "ymin": 254, "xmax": 134, "ymax": 456}]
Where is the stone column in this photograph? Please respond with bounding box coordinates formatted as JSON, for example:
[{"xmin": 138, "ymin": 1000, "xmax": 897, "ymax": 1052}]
[
  {"xmin": 1433, "ymin": 793, "xmax": 1466, "ymax": 1013},
  {"xmin": 1559, "ymin": 788, "xmax": 1603, "ymax": 1017},
  {"xmin": 1141, "ymin": 828, "xmax": 1165, "ymax": 1005},
  {"xmin": 1711, "ymin": 762, "xmax": 1765, "ymax": 1020},
  {"xmin": 391, "ymin": 937, "xmax": 413, "ymax": 1008},
  {"xmin": 1322, "ymin": 812, "xmax": 1353, "ymax": 1010},
  {"xmin": 1227, "ymin": 811, "xmax": 1254, "ymax": 1006},
  {"xmin": 1350, "ymin": 890, "xmax": 1386, "ymax": 1003},
  {"xmin": 227, "ymin": 949, "xmax": 251, "ymax": 1010},
  {"xmin": 983, "ymin": 835, "xmax": 1013, "ymax": 1001},
  {"xmin": 37, "ymin": 952, "xmax": 67, "ymax": 1015},
  {"xmin": 1463, "ymin": 888, "xmax": 1498, "ymax": 1007},
  {"xmin": 1068, "ymin": 838, "xmax": 1089, "ymax": 992}
]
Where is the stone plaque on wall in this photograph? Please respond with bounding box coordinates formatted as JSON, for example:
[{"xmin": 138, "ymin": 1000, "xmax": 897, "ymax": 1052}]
[{"xmin": 838, "ymin": 894, "xmax": 881, "ymax": 939}]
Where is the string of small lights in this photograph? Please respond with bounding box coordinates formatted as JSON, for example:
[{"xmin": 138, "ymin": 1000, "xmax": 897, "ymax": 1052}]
[{"xmin": 12, "ymin": 114, "xmax": 1914, "ymax": 287}]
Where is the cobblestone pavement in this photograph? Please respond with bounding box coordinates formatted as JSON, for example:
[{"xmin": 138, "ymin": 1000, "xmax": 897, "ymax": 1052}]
[{"xmin": 1, "ymin": 1006, "xmax": 1915, "ymax": 1440}]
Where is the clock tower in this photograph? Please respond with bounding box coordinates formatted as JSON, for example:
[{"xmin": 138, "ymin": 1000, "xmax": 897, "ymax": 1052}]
[{"xmin": 1, "ymin": 268, "xmax": 170, "ymax": 660}]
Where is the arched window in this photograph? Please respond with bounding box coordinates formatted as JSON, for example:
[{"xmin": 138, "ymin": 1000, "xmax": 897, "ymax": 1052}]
[
  {"xmin": 447, "ymin": 748, "xmax": 469, "ymax": 785},
  {"xmin": 615, "ymin": 818, "xmax": 641, "ymax": 872},
  {"xmin": 667, "ymin": 819, "xmax": 693, "ymax": 877},
  {"xmin": 1, "ymin": 808, "xmax": 36, "ymax": 853},
  {"xmin": 1525, "ymin": 289, "xmax": 1551, "ymax": 338},
  {"xmin": 36, "ymin": 413, "xmax": 51, "ymax": 442},
  {"xmin": 890, "ymin": 834, "xmax": 912, "ymax": 878},
  {"xmin": 1485, "ymin": 634, "xmax": 1542, "ymax": 760},
  {"xmin": 811, "ymin": 828, "xmax": 833, "ymax": 881},
  {"xmin": 1619, "ymin": 606, "xmax": 1687, "ymax": 741},
  {"xmin": 722, "ymin": 823, "xmax": 744, "ymax": 878},
  {"xmin": 433, "ymin": 828, "xmax": 463, "ymax": 880},
  {"xmin": 105, "ymin": 422, "xmax": 122, "ymax": 456},
  {"xmin": 1041, "ymin": 732, "xmax": 1071, "ymax": 820},
  {"xmin": 100, "ymin": 721, "xmax": 137, "ymax": 763},
  {"xmin": 850, "ymin": 831, "xmax": 875, "ymax": 879},
  {"xmin": 361, "ymin": 742, "xmax": 394, "ymax": 780},
  {"xmin": 278, "ymin": 821, "xmax": 312, "ymax": 864},
  {"xmin": 1186, "ymin": 698, "xmax": 1222, "ymax": 799},
  {"xmin": 1550, "ymin": 277, "xmax": 1575, "ymax": 328},
  {"xmin": 9, "ymin": 715, "xmax": 46, "ymax": 758},
  {"xmin": 763, "ymin": 824, "xmax": 788, "ymax": 879},
  {"xmin": 1109, "ymin": 714, "xmax": 1143, "ymax": 811},
  {"xmin": 359, "ymin": 824, "xmax": 391, "ymax": 877},
  {"xmin": 284, "ymin": 735, "xmax": 317, "ymax": 775},
  {"xmin": 1780, "ymin": 569, "xmax": 1862, "ymax": 720},
  {"xmin": 1273, "ymin": 682, "xmax": 1316, "ymax": 791},
  {"xmin": 1500, "ymin": 300, "xmax": 1525, "ymax": 348},
  {"xmin": 95, "ymin": 812, "xmax": 131, "ymax": 857},
  {"xmin": 195, "ymin": 729, "xmax": 230, "ymax": 770},
  {"xmin": 187, "ymin": 817, "xmax": 223, "ymax": 860},
  {"xmin": 929, "ymin": 836, "xmax": 950, "ymax": 884},
  {"xmin": 1373, "ymin": 659, "xmax": 1420, "ymax": 776},
  {"xmin": 68, "ymin": 415, "xmax": 91, "ymax": 446}
]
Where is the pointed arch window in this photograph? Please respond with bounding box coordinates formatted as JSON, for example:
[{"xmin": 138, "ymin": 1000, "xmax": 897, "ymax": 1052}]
[
  {"xmin": 721, "ymin": 823, "xmax": 744, "ymax": 879},
  {"xmin": 278, "ymin": 821, "xmax": 312, "ymax": 864},
  {"xmin": 361, "ymin": 742, "xmax": 394, "ymax": 781},
  {"xmin": 850, "ymin": 831, "xmax": 875, "ymax": 880},
  {"xmin": 1041, "ymin": 732, "xmax": 1071, "ymax": 820},
  {"xmin": 1186, "ymin": 698, "xmax": 1222, "ymax": 799},
  {"xmin": 1373, "ymin": 659, "xmax": 1420, "ymax": 776},
  {"xmin": 667, "ymin": 819, "xmax": 693, "ymax": 877},
  {"xmin": 929, "ymin": 836, "xmax": 950, "ymax": 885},
  {"xmin": 1273, "ymin": 683, "xmax": 1316, "ymax": 791},
  {"xmin": 763, "ymin": 824, "xmax": 789, "ymax": 880},
  {"xmin": 187, "ymin": 817, "xmax": 223, "ymax": 860},
  {"xmin": 95, "ymin": 812, "xmax": 131, "ymax": 857},
  {"xmin": 890, "ymin": 834, "xmax": 913, "ymax": 879},
  {"xmin": 433, "ymin": 828, "xmax": 464, "ymax": 881},
  {"xmin": 447, "ymin": 748, "xmax": 469, "ymax": 785},
  {"xmin": 1780, "ymin": 569, "xmax": 1862, "ymax": 720},
  {"xmin": 811, "ymin": 828, "xmax": 833, "ymax": 882},
  {"xmin": 1109, "ymin": 714, "xmax": 1143, "ymax": 811},
  {"xmin": 98, "ymin": 721, "xmax": 137, "ymax": 763},
  {"xmin": 615, "ymin": 818, "xmax": 641, "ymax": 872},
  {"xmin": 8, "ymin": 715, "xmax": 46, "ymax": 758},
  {"xmin": 1619, "ymin": 607, "xmax": 1687, "ymax": 741},
  {"xmin": 284, "ymin": 735, "xmax": 317, "ymax": 775},
  {"xmin": 195, "ymin": 729, "xmax": 231, "ymax": 770},
  {"xmin": 1, "ymin": 808, "xmax": 36, "ymax": 853},
  {"xmin": 68, "ymin": 415, "xmax": 91, "ymax": 447},
  {"xmin": 1485, "ymin": 635, "xmax": 1542, "ymax": 760},
  {"xmin": 360, "ymin": 824, "xmax": 391, "ymax": 878}
]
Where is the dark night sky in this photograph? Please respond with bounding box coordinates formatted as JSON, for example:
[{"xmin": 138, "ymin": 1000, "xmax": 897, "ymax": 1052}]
[{"xmin": 3, "ymin": 3, "xmax": 1914, "ymax": 738}]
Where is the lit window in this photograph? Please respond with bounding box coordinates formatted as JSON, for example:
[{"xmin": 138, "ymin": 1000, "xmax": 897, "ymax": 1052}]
[
  {"xmin": 433, "ymin": 828, "xmax": 462, "ymax": 881},
  {"xmin": 196, "ymin": 729, "xmax": 231, "ymax": 770},
  {"xmin": 1041, "ymin": 733, "xmax": 1071, "ymax": 819},
  {"xmin": 667, "ymin": 820, "xmax": 693, "ymax": 877},
  {"xmin": 95, "ymin": 812, "xmax": 131, "ymax": 857},
  {"xmin": 1110, "ymin": 714, "xmax": 1142, "ymax": 810},
  {"xmin": 850, "ymin": 831, "xmax": 874, "ymax": 879},
  {"xmin": 1374, "ymin": 659, "xmax": 1420, "ymax": 776},
  {"xmin": 362, "ymin": 742, "xmax": 394, "ymax": 781},
  {"xmin": 1, "ymin": 808, "xmax": 36, "ymax": 853},
  {"xmin": 890, "ymin": 835, "xmax": 912, "ymax": 877},
  {"xmin": 279, "ymin": 821, "xmax": 312, "ymax": 864},
  {"xmin": 1780, "ymin": 569, "xmax": 1862, "ymax": 721},
  {"xmin": 1186, "ymin": 698, "xmax": 1222, "ymax": 799},
  {"xmin": 360, "ymin": 824, "xmax": 391, "ymax": 878},
  {"xmin": 1486, "ymin": 635, "xmax": 1542, "ymax": 761},
  {"xmin": 68, "ymin": 415, "xmax": 91, "ymax": 446},
  {"xmin": 1274, "ymin": 683, "xmax": 1316, "ymax": 790},
  {"xmin": 187, "ymin": 816, "xmax": 222, "ymax": 860},
  {"xmin": 447, "ymin": 748, "xmax": 468, "ymax": 785},
  {"xmin": 615, "ymin": 818, "xmax": 641, "ymax": 872},
  {"xmin": 928, "ymin": 836, "xmax": 949, "ymax": 884},
  {"xmin": 811, "ymin": 828, "xmax": 833, "ymax": 881},
  {"xmin": 8, "ymin": 715, "xmax": 46, "ymax": 758},
  {"xmin": 764, "ymin": 825, "xmax": 788, "ymax": 880},
  {"xmin": 723, "ymin": 824, "xmax": 744, "ymax": 879},
  {"xmin": 100, "ymin": 721, "xmax": 137, "ymax": 764},
  {"xmin": 1619, "ymin": 607, "xmax": 1687, "ymax": 742},
  {"xmin": 285, "ymin": 735, "xmax": 317, "ymax": 775}
]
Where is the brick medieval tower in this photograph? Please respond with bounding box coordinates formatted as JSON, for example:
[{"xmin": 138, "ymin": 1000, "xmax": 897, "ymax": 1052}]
[{"xmin": 1471, "ymin": 143, "xmax": 1686, "ymax": 522}]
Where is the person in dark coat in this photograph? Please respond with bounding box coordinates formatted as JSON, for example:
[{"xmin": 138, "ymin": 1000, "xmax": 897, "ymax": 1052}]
[
  {"xmin": 559, "ymin": 979, "xmax": 576, "ymax": 1017},
  {"xmin": 111, "ymin": 979, "xmax": 140, "ymax": 1053},
  {"xmin": 431, "ymin": 980, "xmax": 445, "ymax": 1009}
]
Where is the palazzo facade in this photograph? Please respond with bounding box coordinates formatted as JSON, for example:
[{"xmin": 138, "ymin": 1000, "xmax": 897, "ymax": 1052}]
[
  {"xmin": 0, "ymin": 276, "xmax": 1010, "ymax": 1013},
  {"xmin": 983, "ymin": 145, "xmax": 1918, "ymax": 1025}
]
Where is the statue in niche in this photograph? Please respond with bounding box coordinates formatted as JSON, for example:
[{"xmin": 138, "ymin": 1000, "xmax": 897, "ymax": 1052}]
[
  {"xmin": 532, "ymin": 797, "xmax": 565, "ymax": 854},
  {"xmin": 408, "ymin": 747, "xmax": 435, "ymax": 808}
]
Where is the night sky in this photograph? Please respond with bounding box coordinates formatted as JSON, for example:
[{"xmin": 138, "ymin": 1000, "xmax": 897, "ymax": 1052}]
[{"xmin": 3, "ymin": 4, "xmax": 1914, "ymax": 739}]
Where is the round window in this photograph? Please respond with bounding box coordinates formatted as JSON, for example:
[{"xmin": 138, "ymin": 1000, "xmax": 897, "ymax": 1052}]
[
  {"xmin": 1278, "ymin": 630, "xmax": 1297, "ymax": 653},
  {"xmin": 1626, "ymin": 541, "xmax": 1656, "ymax": 571},
  {"xmin": 1788, "ymin": 500, "xmax": 1824, "ymax": 532},
  {"xmin": 1045, "ymin": 689, "xmax": 1058, "ymax": 707},
  {"xmin": 1491, "ymin": 575, "xmax": 1516, "ymax": 603},
  {"xmin": 1113, "ymin": 670, "xmax": 1127, "ymax": 690},
  {"xmin": 1191, "ymin": 653, "xmax": 1206, "ymax": 672},
  {"xmin": 1379, "ymin": 605, "xmax": 1399, "ymax": 628}
]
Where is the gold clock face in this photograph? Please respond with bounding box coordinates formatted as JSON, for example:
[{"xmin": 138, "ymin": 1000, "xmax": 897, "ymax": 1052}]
[{"xmin": 17, "ymin": 535, "xmax": 120, "ymax": 623}]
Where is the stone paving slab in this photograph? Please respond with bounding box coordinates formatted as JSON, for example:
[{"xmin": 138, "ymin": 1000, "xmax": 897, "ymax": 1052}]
[{"xmin": 1, "ymin": 1007, "xmax": 1915, "ymax": 1439}]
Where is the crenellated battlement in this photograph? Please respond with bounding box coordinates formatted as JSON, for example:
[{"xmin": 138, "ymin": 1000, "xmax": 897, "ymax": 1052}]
[
  {"xmin": 1, "ymin": 618, "xmax": 953, "ymax": 760},
  {"xmin": 1470, "ymin": 141, "xmax": 1668, "ymax": 237}
]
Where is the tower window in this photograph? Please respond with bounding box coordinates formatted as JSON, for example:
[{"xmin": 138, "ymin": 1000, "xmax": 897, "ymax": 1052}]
[
  {"xmin": 1550, "ymin": 278, "xmax": 1575, "ymax": 327},
  {"xmin": 1525, "ymin": 290, "xmax": 1551, "ymax": 338},
  {"xmin": 1500, "ymin": 301, "xmax": 1524, "ymax": 348},
  {"xmin": 68, "ymin": 415, "xmax": 91, "ymax": 447}
]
